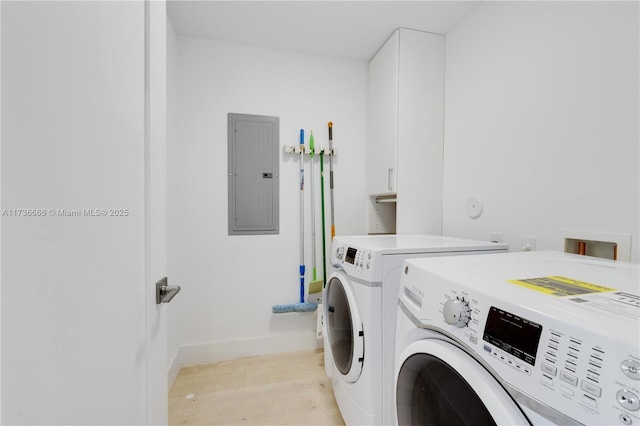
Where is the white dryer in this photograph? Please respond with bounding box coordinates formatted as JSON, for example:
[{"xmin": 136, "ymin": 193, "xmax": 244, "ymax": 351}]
[
  {"xmin": 395, "ymin": 251, "xmax": 640, "ymax": 425},
  {"xmin": 323, "ymin": 234, "xmax": 508, "ymax": 425}
]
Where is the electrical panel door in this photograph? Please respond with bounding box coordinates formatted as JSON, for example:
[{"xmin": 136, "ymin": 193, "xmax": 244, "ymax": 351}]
[{"xmin": 228, "ymin": 113, "xmax": 279, "ymax": 235}]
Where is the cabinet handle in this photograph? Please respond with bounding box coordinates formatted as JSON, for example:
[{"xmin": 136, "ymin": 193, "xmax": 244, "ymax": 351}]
[{"xmin": 388, "ymin": 168, "xmax": 394, "ymax": 191}]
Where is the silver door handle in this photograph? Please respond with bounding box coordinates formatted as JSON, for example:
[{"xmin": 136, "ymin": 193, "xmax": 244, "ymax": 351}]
[
  {"xmin": 388, "ymin": 168, "xmax": 394, "ymax": 191},
  {"xmin": 156, "ymin": 277, "xmax": 181, "ymax": 304}
]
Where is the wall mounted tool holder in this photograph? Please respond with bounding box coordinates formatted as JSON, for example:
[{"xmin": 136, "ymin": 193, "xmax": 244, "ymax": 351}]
[{"xmin": 283, "ymin": 145, "xmax": 338, "ymax": 156}]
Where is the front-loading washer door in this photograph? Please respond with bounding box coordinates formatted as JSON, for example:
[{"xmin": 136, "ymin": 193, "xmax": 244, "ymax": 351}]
[
  {"xmin": 325, "ymin": 271, "xmax": 364, "ymax": 383},
  {"xmin": 396, "ymin": 339, "xmax": 531, "ymax": 426}
]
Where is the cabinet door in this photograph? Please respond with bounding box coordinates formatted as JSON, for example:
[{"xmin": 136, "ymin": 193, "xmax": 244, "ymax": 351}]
[
  {"xmin": 396, "ymin": 29, "xmax": 445, "ymax": 234},
  {"xmin": 367, "ymin": 30, "xmax": 399, "ymax": 195}
]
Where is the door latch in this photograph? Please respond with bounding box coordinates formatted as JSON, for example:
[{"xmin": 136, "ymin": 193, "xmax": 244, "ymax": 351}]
[{"xmin": 156, "ymin": 277, "xmax": 181, "ymax": 304}]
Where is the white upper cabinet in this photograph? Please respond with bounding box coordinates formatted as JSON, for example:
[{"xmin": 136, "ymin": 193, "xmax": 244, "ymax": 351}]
[
  {"xmin": 367, "ymin": 28, "xmax": 445, "ymax": 234},
  {"xmin": 367, "ymin": 30, "xmax": 399, "ymax": 195}
]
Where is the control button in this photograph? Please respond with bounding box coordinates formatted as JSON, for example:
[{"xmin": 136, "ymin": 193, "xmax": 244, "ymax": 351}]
[
  {"xmin": 523, "ymin": 367, "xmax": 532, "ymax": 375},
  {"xmin": 541, "ymin": 375, "xmax": 553, "ymax": 386},
  {"xmin": 620, "ymin": 413, "xmax": 633, "ymax": 425},
  {"xmin": 366, "ymin": 262, "xmax": 370, "ymax": 270},
  {"xmin": 617, "ymin": 389, "xmax": 640, "ymax": 411},
  {"xmin": 581, "ymin": 381, "xmax": 602, "ymax": 398},
  {"xmin": 442, "ymin": 298, "xmax": 471, "ymax": 328},
  {"xmin": 469, "ymin": 334, "xmax": 478, "ymax": 344},
  {"xmin": 622, "ymin": 360, "xmax": 640, "ymax": 380},
  {"xmin": 560, "ymin": 385, "xmax": 574, "ymax": 397},
  {"xmin": 541, "ymin": 362, "xmax": 558, "ymax": 377},
  {"xmin": 559, "ymin": 371, "xmax": 578, "ymax": 386},
  {"xmin": 581, "ymin": 395, "xmax": 597, "ymax": 408},
  {"xmin": 484, "ymin": 345, "xmax": 492, "ymax": 353}
]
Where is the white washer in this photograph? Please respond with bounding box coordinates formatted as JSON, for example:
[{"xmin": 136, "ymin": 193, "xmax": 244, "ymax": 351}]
[
  {"xmin": 395, "ymin": 251, "xmax": 640, "ymax": 425},
  {"xmin": 323, "ymin": 234, "xmax": 509, "ymax": 425}
]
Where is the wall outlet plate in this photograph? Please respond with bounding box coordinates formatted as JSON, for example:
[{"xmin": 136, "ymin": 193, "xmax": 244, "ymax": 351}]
[
  {"xmin": 521, "ymin": 235, "xmax": 536, "ymax": 251},
  {"xmin": 490, "ymin": 232, "xmax": 503, "ymax": 243}
]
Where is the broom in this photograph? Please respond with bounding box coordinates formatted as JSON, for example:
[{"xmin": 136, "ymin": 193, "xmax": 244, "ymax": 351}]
[{"xmin": 308, "ymin": 130, "xmax": 323, "ymax": 296}]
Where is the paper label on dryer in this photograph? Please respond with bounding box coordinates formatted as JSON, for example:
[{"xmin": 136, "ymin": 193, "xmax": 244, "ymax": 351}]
[
  {"xmin": 507, "ymin": 276, "xmax": 616, "ymax": 297},
  {"xmin": 567, "ymin": 292, "xmax": 640, "ymax": 320}
]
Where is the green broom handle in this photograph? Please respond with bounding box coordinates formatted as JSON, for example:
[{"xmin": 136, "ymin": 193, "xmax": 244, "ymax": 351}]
[{"xmin": 320, "ymin": 137, "xmax": 327, "ymax": 286}]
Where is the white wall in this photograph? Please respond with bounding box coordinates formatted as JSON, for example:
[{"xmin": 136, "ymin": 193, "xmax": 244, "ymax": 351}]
[
  {"xmin": 168, "ymin": 36, "xmax": 367, "ymax": 365},
  {"xmin": 442, "ymin": 1, "xmax": 639, "ymax": 262}
]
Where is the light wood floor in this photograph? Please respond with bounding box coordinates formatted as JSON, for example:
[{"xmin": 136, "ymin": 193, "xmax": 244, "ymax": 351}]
[{"xmin": 169, "ymin": 349, "xmax": 345, "ymax": 425}]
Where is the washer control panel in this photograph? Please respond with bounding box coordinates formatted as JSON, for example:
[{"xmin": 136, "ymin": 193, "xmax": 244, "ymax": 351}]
[
  {"xmin": 442, "ymin": 296, "xmax": 471, "ymax": 328},
  {"xmin": 437, "ymin": 288, "xmax": 640, "ymax": 426},
  {"xmin": 399, "ymin": 255, "xmax": 640, "ymax": 426}
]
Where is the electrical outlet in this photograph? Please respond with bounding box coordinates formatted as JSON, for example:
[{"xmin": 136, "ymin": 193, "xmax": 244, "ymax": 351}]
[
  {"xmin": 521, "ymin": 236, "xmax": 536, "ymax": 252},
  {"xmin": 490, "ymin": 232, "xmax": 503, "ymax": 243}
]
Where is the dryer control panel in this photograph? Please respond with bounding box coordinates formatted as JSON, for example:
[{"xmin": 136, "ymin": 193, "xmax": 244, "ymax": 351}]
[
  {"xmin": 399, "ymin": 252, "xmax": 640, "ymax": 426},
  {"xmin": 331, "ymin": 241, "xmax": 383, "ymax": 282}
]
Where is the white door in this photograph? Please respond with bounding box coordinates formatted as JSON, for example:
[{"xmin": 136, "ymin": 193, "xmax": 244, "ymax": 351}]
[
  {"xmin": 1, "ymin": 1, "xmax": 168, "ymax": 423},
  {"xmin": 146, "ymin": 0, "xmax": 170, "ymax": 424}
]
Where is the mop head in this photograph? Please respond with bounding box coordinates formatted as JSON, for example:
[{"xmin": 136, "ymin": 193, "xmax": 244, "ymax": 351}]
[{"xmin": 272, "ymin": 302, "xmax": 318, "ymax": 314}]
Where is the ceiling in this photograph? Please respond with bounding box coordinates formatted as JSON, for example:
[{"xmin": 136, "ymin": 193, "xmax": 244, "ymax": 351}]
[{"xmin": 167, "ymin": 1, "xmax": 481, "ymax": 62}]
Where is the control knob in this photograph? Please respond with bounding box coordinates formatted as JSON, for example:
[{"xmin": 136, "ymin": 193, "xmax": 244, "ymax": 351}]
[{"xmin": 443, "ymin": 297, "xmax": 471, "ymax": 327}]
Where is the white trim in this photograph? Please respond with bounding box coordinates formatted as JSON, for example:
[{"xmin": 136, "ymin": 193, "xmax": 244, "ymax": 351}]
[
  {"xmin": 173, "ymin": 331, "xmax": 322, "ymax": 369},
  {"xmin": 0, "ymin": 1, "xmax": 3, "ymax": 419},
  {"xmin": 167, "ymin": 348, "xmax": 181, "ymax": 391}
]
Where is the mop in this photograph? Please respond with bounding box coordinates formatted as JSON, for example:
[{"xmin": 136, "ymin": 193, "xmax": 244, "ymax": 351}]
[
  {"xmin": 272, "ymin": 129, "xmax": 318, "ymax": 314},
  {"xmin": 308, "ymin": 131, "xmax": 323, "ymax": 296}
]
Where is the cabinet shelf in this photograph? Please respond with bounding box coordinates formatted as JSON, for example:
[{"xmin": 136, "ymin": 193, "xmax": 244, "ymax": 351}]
[
  {"xmin": 372, "ymin": 193, "xmax": 397, "ymax": 204},
  {"xmin": 368, "ymin": 194, "xmax": 396, "ymax": 234},
  {"xmin": 376, "ymin": 198, "xmax": 397, "ymax": 204}
]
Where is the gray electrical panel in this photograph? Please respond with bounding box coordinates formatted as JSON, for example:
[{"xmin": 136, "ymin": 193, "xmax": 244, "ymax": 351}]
[{"xmin": 228, "ymin": 113, "xmax": 279, "ymax": 235}]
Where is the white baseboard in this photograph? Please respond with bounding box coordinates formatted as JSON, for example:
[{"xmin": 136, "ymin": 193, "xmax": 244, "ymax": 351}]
[
  {"xmin": 167, "ymin": 348, "xmax": 181, "ymax": 390},
  {"xmin": 170, "ymin": 330, "xmax": 323, "ymax": 375}
]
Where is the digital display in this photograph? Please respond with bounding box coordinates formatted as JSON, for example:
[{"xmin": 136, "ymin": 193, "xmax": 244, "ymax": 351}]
[
  {"xmin": 345, "ymin": 247, "xmax": 357, "ymax": 265},
  {"xmin": 483, "ymin": 306, "xmax": 542, "ymax": 366}
]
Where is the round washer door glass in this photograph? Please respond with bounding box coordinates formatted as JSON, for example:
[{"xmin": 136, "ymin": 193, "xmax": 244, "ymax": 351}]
[
  {"xmin": 396, "ymin": 339, "xmax": 531, "ymax": 426},
  {"xmin": 397, "ymin": 353, "xmax": 496, "ymax": 426},
  {"xmin": 325, "ymin": 274, "xmax": 364, "ymax": 382}
]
